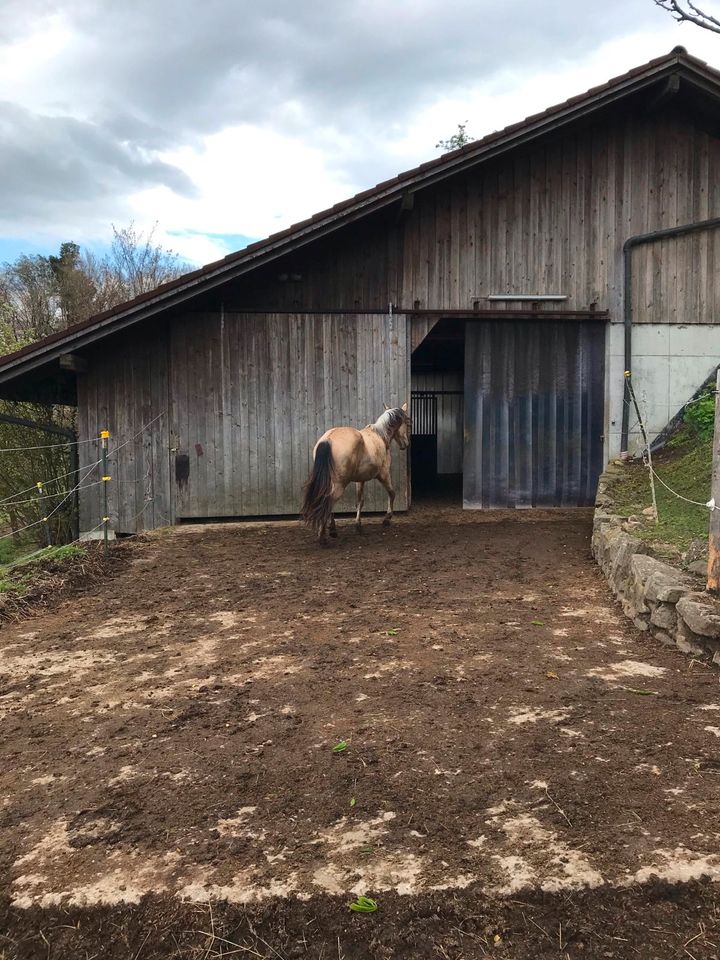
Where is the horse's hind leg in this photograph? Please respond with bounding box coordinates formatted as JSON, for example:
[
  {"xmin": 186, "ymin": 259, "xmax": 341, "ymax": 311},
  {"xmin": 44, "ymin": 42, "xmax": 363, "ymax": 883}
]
[
  {"xmin": 355, "ymin": 482, "xmax": 365, "ymax": 533},
  {"xmin": 377, "ymin": 469, "xmax": 395, "ymax": 526},
  {"xmin": 322, "ymin": 483, "xmax": 346, "ymax": 544}
]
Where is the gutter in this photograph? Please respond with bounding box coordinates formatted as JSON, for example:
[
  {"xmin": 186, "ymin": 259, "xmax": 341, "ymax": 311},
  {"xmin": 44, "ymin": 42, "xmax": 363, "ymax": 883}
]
[{"xmin": 621, "ymin": 215, "xmax": 720, "ymax": 453}]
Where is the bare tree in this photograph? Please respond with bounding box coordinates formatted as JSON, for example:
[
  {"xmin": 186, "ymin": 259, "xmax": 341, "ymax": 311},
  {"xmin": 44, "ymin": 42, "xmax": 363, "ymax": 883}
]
[
  {"xmin": 654, "ymin": 0, "xmax": 720, "ymax": 33},
  {"xmin": 83, "ymin": 222, "xmax": 188, "ymax": 311}
]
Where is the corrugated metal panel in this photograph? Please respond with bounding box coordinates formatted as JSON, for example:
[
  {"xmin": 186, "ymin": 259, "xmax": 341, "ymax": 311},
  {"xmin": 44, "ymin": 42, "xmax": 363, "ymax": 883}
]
[{"xmin": 463, "ymin": 321, "xmax": 605, "ymax": 508}]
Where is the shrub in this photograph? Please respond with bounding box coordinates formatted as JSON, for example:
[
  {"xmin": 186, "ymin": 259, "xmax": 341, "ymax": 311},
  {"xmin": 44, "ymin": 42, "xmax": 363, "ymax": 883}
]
[{"xmin": 685, "ymin": 391, "xmax": 716, "ymax": 442}]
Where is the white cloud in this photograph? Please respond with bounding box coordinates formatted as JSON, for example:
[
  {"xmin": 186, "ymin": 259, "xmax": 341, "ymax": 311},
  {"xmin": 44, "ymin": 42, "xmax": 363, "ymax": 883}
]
[
  {"xmin": 2, "ymin": 0, "xmax": 720, "ymax": 264},
  {"xmin": 128, "ymin": 124, "xmax": 357, "ymax": 243}
]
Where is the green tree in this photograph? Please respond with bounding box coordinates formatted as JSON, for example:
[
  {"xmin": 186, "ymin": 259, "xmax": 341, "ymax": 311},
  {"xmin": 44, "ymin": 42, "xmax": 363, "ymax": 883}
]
[
  {"xmin": 0, "ymin": 224, "xmax": 188, "ymax": 551},
  {"xmin": 436, "ymin": 122, "xmax": 474, "ymax": 152},
  {"xmin": 48, "ymin": 242, "xmax": 97, "ymax": 327}
]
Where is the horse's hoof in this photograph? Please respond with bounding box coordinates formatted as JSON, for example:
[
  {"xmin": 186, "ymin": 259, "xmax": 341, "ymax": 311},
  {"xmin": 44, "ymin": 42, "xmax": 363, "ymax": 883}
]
[
  {"xmin": 355, "ymin": 524, "xmax": 363, "ymax": 534},
  {"xmin": 329, "ymin": 528, "xmax": 338, "ymax": 539},
  {"xmin": 382, "ymin": 515, "xmax": 392, "ymax": 526}
]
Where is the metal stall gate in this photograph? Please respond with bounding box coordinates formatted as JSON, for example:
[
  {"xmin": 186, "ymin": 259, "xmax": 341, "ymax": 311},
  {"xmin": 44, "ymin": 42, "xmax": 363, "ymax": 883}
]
[
  {"xmin": 410, "ymin": 392, "xmax": 438, "ymax": 491},
  {"xmin": 463, "ymin": 320, "xmax": 605, "ymax": 508}
]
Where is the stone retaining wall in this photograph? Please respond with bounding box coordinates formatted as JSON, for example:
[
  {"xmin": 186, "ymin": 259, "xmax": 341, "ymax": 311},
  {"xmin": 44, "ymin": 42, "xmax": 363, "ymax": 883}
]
[{"xmin": 592, "ymin": 464, "xmax": 720, "ymax": 663}]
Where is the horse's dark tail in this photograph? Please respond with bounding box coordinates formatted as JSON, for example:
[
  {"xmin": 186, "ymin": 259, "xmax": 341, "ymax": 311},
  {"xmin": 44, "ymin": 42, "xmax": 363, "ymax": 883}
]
[{"xmin": 301, "ymin": 441, "xmax": 334, "ymax": 536}]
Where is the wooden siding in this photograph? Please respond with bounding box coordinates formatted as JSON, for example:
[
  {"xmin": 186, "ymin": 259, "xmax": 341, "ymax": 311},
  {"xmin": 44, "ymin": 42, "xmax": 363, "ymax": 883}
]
[
  {"xmin": 463, "ymin": 321, "xmax": 606, "ymax": 508},
  {"xmin": 77, "ymin": 327, "xmax": 171, "ymax": 534},
  {"xmin": 78, "ymin": 313, "xmax": 408, "ymax": 532},
  {"xmin": 170, "ymin": 311, "xmax": 408, "ymax": 519},
  {"xmin": 229, "ymin": 114, "xmax": 720, "ymax": 322},
  {"xmin": 401, "ymin": 115, "xmax": 720, "ymax": 321}
]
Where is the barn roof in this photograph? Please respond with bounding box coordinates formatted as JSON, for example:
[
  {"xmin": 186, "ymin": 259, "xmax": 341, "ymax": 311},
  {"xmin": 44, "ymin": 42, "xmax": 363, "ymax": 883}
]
[{"xmin": 1, "ymin": 45, "xmax": 720, "ymax": 398}]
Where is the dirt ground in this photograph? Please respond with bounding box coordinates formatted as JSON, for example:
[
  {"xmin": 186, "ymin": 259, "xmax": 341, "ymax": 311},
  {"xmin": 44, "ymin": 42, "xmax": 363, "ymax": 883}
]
[{"xmin": 1, "ymin": 504, "xmax": 720, "ymax": 959}]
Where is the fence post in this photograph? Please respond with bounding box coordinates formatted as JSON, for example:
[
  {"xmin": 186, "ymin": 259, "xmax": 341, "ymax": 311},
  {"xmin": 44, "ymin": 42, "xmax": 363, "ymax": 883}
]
[
  {"xmin": 35, "ymin": 482, "xmax": 51, "ymax": 548},
  {"xmin": 707, "ymin": 369, "xmax": 720, "ymax": 593},
  {"xmin": 625, "ymin": 371, "xmax": 659, "ymax": 525},
  {"xmin": 101, "ymin": 430, "xmax": 110, "ymax": 558},
  {"xmin": 69, "ymin": 435, "xmax": 79, "ymax": 541}
]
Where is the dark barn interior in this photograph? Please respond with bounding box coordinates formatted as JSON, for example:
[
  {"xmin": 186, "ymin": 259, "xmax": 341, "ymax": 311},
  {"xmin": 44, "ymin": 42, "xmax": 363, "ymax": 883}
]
[{"xmin": 410, "ymin": 318, "xmax": 465, "ymax": 503}]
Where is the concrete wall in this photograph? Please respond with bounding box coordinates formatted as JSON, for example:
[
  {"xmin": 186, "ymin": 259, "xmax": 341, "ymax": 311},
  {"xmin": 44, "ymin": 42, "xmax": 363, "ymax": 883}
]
[{"xmin": 605, "ymin": 323, "xmax": 720, "ymax": 460}]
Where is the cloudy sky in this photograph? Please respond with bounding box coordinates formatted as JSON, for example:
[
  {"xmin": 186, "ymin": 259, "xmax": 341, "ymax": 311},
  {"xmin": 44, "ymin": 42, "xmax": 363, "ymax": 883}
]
[{"xmin": 1, "ymin": 0, "xmax": 720, "ymax": 266}]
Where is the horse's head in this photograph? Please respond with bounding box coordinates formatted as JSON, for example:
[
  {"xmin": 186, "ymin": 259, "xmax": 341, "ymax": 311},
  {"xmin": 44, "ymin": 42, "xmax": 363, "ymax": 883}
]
[{"xmin": 392, "ymin": 402, "xmax": 411, "ymax": 450}]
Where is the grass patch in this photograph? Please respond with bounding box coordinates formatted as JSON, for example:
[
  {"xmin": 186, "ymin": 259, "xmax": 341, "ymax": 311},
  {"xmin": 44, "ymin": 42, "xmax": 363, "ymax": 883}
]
[
  {"xmin": 0, "ymin": 543, "xmax": 88, "ymax": 596},
  {"xmin": 0, "ymin": 535, "xmax": 41, "ymax": 566},
  {"xmin": 606, "ymin": 425, "xmax": 712, "ymax": 553}
]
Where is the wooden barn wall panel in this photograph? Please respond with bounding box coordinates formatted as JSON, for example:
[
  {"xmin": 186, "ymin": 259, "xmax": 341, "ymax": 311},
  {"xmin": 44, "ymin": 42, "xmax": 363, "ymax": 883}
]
[
  {"xmin": 77, "ymin": 326, "xmax": 171, "ymax": 535},
  {"xmin": 395, "ymin": 115, "xmax": 720, "ymax": 321},
  {"xmin": 231, "ymin": 217, "xmax": 403, "ymax": 312},
  {"xmin": 169, "ymin": 312, "xmax": 408, "ymax": 518}
]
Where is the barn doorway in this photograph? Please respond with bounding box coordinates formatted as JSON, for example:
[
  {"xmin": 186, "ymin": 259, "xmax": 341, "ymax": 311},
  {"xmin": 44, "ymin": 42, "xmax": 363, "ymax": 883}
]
[{"xmin": 410, "ymin": 318, "xmax": 465, "ymax": 503}]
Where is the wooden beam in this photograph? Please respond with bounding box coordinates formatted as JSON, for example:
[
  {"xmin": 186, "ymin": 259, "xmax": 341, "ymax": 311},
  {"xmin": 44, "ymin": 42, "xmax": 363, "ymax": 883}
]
[
  {"xmin": 645, "ymin": 73, "xmax": 681, "ymax": 112},
  {"xmin": 59, "ymin": 354, "xmax": 88, "ymax": 373},
  {"xmin": 0, "ymin": 412, "xmax": 75, "ymax": 438}
]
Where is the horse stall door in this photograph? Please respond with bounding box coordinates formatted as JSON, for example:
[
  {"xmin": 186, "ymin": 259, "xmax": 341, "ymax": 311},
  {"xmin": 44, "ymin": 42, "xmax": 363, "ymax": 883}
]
[
  {"xmin": 463, "ymin": 320, "xmax": 605, "ymax": 508},
  {"xmin": 410, "ymin": 392, "xmax": 438, "ymax": 494}
]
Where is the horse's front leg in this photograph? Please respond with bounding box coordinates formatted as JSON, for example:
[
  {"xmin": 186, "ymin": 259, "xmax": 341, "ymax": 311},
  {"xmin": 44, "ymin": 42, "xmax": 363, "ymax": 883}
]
[
  {"xmin": 377, "ymin": 469, "xmax": 395, "ymax": 526},
  {"xmin": 355, "ymin": 482, "xmax": 365, "ymax": 533}
]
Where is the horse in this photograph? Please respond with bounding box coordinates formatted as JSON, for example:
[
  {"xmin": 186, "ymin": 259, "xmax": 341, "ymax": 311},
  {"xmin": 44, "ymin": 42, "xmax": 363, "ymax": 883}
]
[{"xmin": 300, "ymin": 403, "xmax": 411, "ymax": 544}]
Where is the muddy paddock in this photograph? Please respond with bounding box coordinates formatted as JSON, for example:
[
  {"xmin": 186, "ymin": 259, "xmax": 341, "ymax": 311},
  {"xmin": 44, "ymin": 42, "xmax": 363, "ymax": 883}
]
[{"xmin": 1, "ymin": 505, "xmax": 720, "ymax": 959}]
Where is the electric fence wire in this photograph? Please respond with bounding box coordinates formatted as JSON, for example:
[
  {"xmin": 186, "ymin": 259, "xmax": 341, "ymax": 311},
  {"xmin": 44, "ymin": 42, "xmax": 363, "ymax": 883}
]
[
  {"xmin": 0, "ymin": 410, "xmax": 168, "ymax": 546},
  {"xmin": 0, "ymin": 461, "xmax": 101, "ymax": 544},
  {"xmin": 0, "ymin": 410, "xmax": 165, "ymax": 509},
  {"xmin": 0, "ymin": 436, "xmax": 100, "ymax": 453},
  {"xmin": 0, "ymin": 458, "xmax": 103, "ymax": 506}
]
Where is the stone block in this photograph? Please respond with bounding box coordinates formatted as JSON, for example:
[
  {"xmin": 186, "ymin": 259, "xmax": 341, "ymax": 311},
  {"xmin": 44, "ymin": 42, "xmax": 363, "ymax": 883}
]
[
  {"xmin": 652, "ymin": 630, "xmax": 676, "ymax": 648},
  {"xmin": 650, "ymin": 602, "xmax": 677, "ymax": 632},
  {"xmin": 628, "ymin": 555, "xmax": 691, "ymax": 612},
  {"xmin": 609, "ymin": 534, "xmax": 647, "ymax": 592},
  {"xmin": 676, "ymin": 594, "xmax": 720, "ymax": 640},
  {"xmin": 676, "ymin": 633, "xmax": 708, "ymax": 656},
  {"xmin": 626, "ymin": 554, "xmax": 693, "ymax": 605}
]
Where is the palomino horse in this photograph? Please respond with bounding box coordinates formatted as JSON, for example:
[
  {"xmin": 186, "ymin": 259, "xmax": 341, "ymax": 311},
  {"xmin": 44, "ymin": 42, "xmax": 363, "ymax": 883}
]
[{"xmin": 301, "ymin": 404, "xmax": 411, "ymax": 544}]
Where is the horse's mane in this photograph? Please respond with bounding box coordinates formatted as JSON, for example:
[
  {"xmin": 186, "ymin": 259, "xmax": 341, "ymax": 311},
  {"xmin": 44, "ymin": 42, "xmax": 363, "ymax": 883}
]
[{"xmin": 372, "ymin": 408, "xmax": 407, "ymax": 443}]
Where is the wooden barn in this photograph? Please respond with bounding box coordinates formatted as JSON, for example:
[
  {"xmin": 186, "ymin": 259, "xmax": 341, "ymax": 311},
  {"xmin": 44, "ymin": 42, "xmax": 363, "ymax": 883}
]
[{"xmin": 1, "ymin": 46, "xmax": 720, "ymax": 533}]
